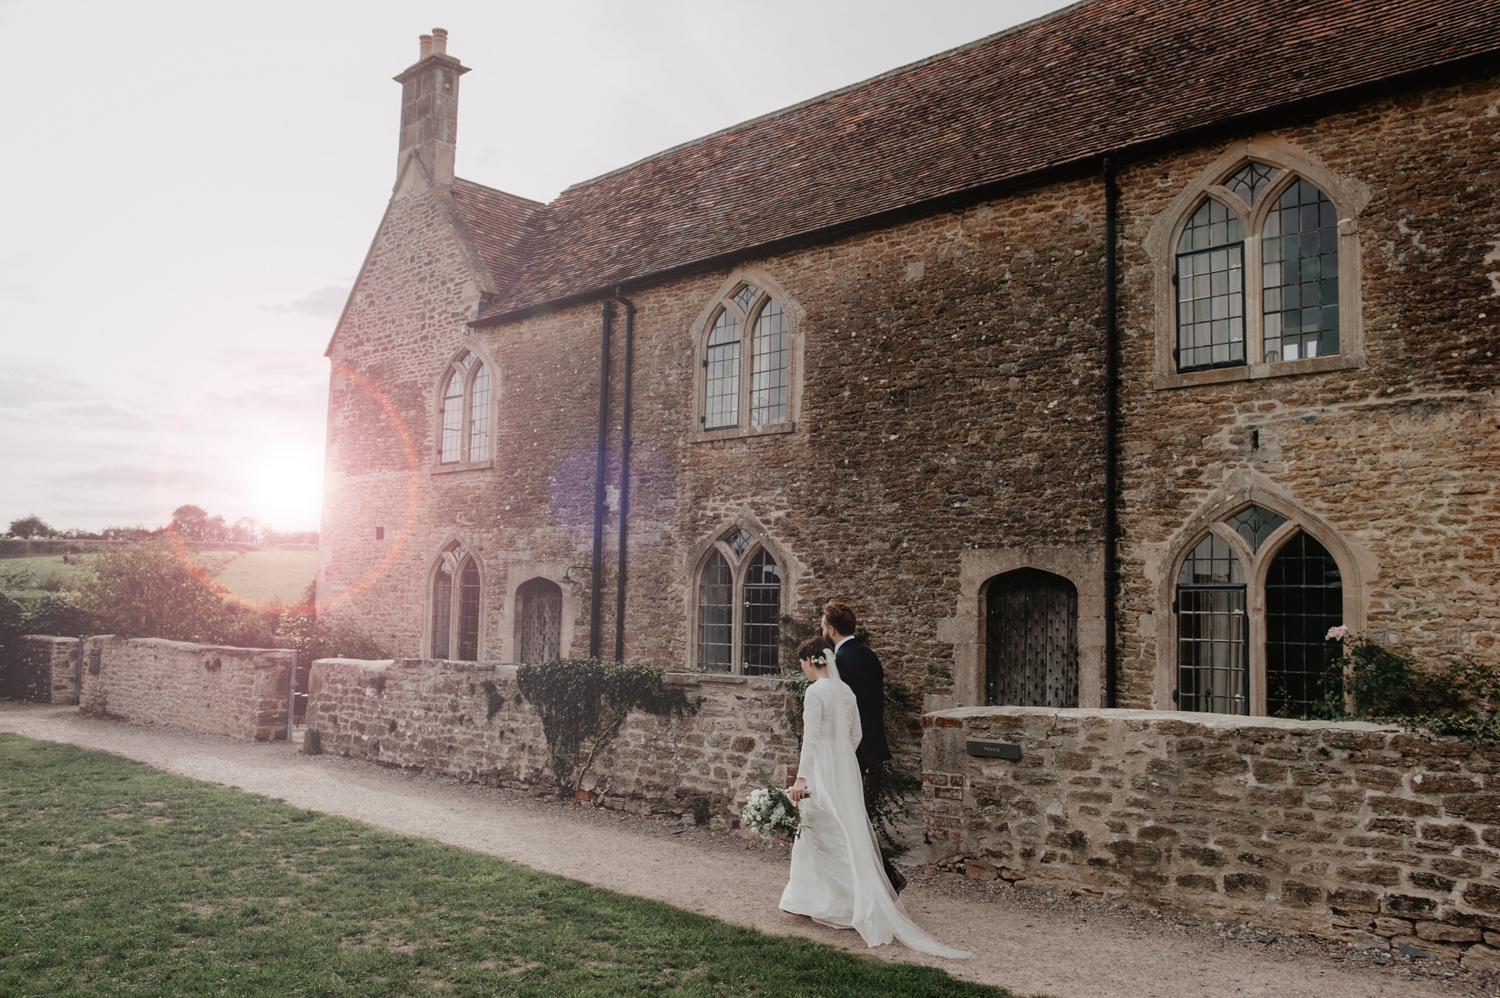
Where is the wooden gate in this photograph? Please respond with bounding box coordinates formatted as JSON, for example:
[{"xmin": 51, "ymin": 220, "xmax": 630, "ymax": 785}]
[{"xmin": 985, "ymin": 568, "xmax": 1079, "ymax": 707}]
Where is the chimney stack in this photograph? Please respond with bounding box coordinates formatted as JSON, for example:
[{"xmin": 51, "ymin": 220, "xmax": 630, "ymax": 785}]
[{"xmin": 394, "ymin": 28, "xmax": 469, "ymax": 188}]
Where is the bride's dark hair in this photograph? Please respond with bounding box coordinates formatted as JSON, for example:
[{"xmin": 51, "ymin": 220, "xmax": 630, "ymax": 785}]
[{"xmin": 796, "ymin": 636, "xmax": 834, "ymax": 664}]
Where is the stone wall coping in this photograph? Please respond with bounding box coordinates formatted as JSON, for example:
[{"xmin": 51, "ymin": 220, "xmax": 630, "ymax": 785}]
[
  {"xmin": 307, "ymin": 659, "xmax": 789, "ymax": 691},
  {"xmin": 923, "ymin": 705, "xmax": 1402, "ymax": 734},
  {"xmin": 666, "ymin": 671, "xmax": 744, "ymax": 686},
  {"xmin": 29, "ymin": 634, "xmax": 295, "ymax": 666},
  {"xmin": 23, "ymin": 634, "xmax": 84, "ymax": 646}
]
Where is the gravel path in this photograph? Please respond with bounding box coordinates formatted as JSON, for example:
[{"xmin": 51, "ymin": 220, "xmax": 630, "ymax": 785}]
[{"xmin": 3, "ymin": 702, "xmax": 1495, "ymax": 998}]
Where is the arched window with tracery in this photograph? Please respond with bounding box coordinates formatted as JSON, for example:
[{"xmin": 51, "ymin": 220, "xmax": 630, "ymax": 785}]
[
  {"xmin": 700, "ymin": 283, "xmax": 790, "ymax": 432},
  {"xmin": 430, "ymin": 541, "xmax": 482, "ymax": 660},
  {"xmin": 1173, "ymin": 505, "xmax": 1345, "ymax": 717},
  {"xmin": 1153, "ymin": 147, "xmax": 1365, "ymax": 387},
  {"xmin": 695, "ymin": 528, "xmax": 781, "ymax": 675},
  {"xmin": 436, "ymin": 350, "xmax": 492, "ymax": 466}
]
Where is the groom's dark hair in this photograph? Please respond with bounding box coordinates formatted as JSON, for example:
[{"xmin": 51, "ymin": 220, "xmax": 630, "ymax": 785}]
[{"xmin": 822, "ymin": 602, "xmax": 858, "ymax": 637}]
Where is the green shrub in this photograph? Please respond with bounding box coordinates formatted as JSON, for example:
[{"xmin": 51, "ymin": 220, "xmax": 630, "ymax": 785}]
[
  {"xmin": 1299, "ymin": 633, "xmax": 1500, "ymax": 746},
  {"xmin": 515, "ymin": 658, "xmax": 697, "ymax": 796}
]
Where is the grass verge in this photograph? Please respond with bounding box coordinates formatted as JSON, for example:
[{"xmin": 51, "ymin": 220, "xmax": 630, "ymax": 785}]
[{"xmin": 0, "ymin": 735, "xmax": 1011, "ymax": 997}]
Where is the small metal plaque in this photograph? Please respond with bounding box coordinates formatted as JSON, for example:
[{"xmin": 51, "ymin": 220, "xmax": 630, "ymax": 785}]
[
  {"xmin": 88, "ymin": 649, "xmax": 101, "ymax": 675},
  {"xmin": 966, "ymin": 739, "xmax": 1022, "ymax": 761}
]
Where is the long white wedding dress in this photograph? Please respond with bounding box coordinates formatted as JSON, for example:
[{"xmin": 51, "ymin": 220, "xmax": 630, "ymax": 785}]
[{"xmin": 778, "ymin": 655, "xmax": 970, "ymax": 958}]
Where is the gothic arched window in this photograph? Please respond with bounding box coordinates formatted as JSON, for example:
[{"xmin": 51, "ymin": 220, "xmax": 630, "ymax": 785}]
[
  {"xmin": 696, "ymin": 280, "xmax": 794, "ymax": 437},
  {"xmin": 1173, "ymin": 505, "xmax": 1345, "ymax": 717},
  {"xmin": 695, "ymin": 528, "xmax": 781, "ymax": 675},
  {"xmin": 1151, "ymin": 144, "xmax": 1367, "ymax": 389},
  {"xmin": 430, "ymin": 542, "xmax": 482, "ymax": 660},
  {"xmin": 436, "ymin": 350, "xmax": 492, "ymax": 466}
]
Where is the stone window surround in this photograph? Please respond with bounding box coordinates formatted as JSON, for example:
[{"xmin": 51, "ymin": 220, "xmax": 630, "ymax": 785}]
[
  {"xmin": 503, "ymin": 565, "xmax": 583, "ymax": 665},
  {"xmin": 937, "ymin": 545, "xmax": 1106, "ymax": 712},
  {"xmin": 681, "ymin": 512, "xmax": 802, "ymax": 673},
  {"xmin": 1146, "ymin": 138, "xmax": 1373, "ymax": 391},
  {"xmin": 1151, "ymin": 482, "xmax": 1373, "ymax": 715},
  {"xmin": 423, "ymin": 535, "xmax": 488, "ymax": 661},
  {"xmin": 431, "ymin": 344, "xmax": 497, "ymax": 473},
  {"xmin": 689, "ymin": 268, "xmax": 805, "ymax": 444}
]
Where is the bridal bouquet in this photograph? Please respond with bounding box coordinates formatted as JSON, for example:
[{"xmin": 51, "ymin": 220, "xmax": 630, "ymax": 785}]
[{"xmin": 740, "ymin": 782, "xmax": 808, "ymax": 840}]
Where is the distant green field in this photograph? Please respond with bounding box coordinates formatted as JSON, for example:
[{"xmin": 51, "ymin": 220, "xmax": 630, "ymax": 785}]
[
  {"xmin": 211, "ymin": 550, "xmax": 318, "ymax": 605},
  {"xmin": 0, "ymin": 549, "xmax": 317, "ymax": 607},
  {"xmin": 0, "ymin": 555, "xmax": 91, "ymax": 596}
]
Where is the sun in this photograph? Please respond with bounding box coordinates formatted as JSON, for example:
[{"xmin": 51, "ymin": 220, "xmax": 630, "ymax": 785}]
[{"xmin": 247, "ymin": 444, "xmax": 325, "ymax": 531}]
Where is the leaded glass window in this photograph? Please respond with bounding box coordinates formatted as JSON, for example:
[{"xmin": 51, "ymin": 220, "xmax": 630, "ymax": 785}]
[
  {"xmin": 1224, "ymin": 161, "xmax": 1281, "ymax": 207},
  {"xmin": 742, "ymin": 550, "xmax": 781, "ymax": 676},
  {"xmin": 1175, "ymin": 199, "xmax": 1245, "ymax": 371},
  {"xmin": 1176, "ymin": 534, "xmax": 1247, "ymax": 715},
  {"xmin": 704, "ymin": 311, "xmax": 740, "ymax": 430},
  {"xmin": 1168, "ymin": 159, "xmax": 1351, "ymax": 377},
  {"xmin": 431, "ymin": 543, "xmax": 482, "ymax": 661},
  {"xmin": 1226, "ymin": 505, "xmax": 1287, "ymax": 553},
  {"xmin": 439, "ymin": 370, "xmax": 464, "ymax": 463},
  {"xmin": 457, "ymin": 561, "xmax": 480, "ymax": 661},
  {"xmin": 469, "ymin": 363, "xmax": 490, "ymax": 461},
  {"xmin": 697, "ymin": 551, "xmax": 733, "ymax": 670},
  {"xmin": 695, "ymin": 529, "xmax": 782, "ymax": 675},
  {"xmin": 726, "ymin": 529, "xmax": 754, "ymax": 556},
  {"xmin": 1263, "ymin": 180, "xmax": 1339, "ymax": 363},
  {"xmin": 431, "ymin": 561, "xmax": 453, "ymax": 660},
  {"xmin": 751, "ymin": 300, "xmax": 788, "ymax": 425},
  {"xmin": 437, "ymin": 350, "xmax": 493, "ymax": 465},
  {"xmin": 700, "ymin": 282, "xmax": 792, "ymax": 433},
  {"xmin": 1266, "ymin": 534, "xmax": 1342, "ymax": 718}
]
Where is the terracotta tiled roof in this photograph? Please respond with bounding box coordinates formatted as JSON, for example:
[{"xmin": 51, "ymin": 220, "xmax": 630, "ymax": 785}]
[
  {"xmin": 470, "ymin": 0, "xmax": 1500, "ymax": 319},
  {"xmin": 448, "ymin": 179, "xmax": 543, "ymax": 292}
]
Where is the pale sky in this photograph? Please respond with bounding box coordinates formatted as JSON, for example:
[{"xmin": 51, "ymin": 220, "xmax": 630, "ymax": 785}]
[{"xmin": 0, "ymin": 0, "xmax": 1073, "ymax": 534}]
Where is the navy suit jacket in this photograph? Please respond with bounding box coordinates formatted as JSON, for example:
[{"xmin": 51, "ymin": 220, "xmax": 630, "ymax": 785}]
[{"xmin": 835, "ymin": 638, "xmax": 892, "ymax": 771}]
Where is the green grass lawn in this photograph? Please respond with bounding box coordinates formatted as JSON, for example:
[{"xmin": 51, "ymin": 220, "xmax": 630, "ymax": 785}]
[
  {"xmin": 0, "ymin": 735, "xmax": 1012, "ymax": 998},
  {"xmin": 210, "ymin": 550, "xmax": 318, "ymax": 605},
  {"xmin": 0, "ymin": 556, "xmax": 92, "ymax": 597}
]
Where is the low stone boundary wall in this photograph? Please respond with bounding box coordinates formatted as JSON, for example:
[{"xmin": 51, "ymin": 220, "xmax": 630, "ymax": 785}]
[
  {"xmin": 4, "ymin": 635, "xmax": 80, "ymax": 704},
  {"xmin": 79, "ymin": 636, "xmax": 293, "ymax": 741},
  {"xmin": 303, "ymin": 658, "xmax": 798, "ymax": 822},
  {"xmin": 922, "ymin": 707, "xmax": 1500, "ymax": 969}
]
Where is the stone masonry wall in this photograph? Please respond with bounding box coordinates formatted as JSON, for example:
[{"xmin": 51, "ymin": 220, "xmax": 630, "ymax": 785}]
[
  {"xmin": 4, "ymin": 635, "xmax": 79, "ymax": 704},
  {"xmin": 78, "ymin": 636, "xmax": 293, "ymax": 742},
  {"xmin": 923, "ymin": 706, "xmax": 1500, "ymax": 969},
  {"xmin": 303, "ymin": 658, "xmax": 799, "ymax": 821}
]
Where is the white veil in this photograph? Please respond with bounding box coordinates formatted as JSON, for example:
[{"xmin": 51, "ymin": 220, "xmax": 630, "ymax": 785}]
[{"xmin": 810, "ymin": 648, "xmax": 970, "ymax": 957}]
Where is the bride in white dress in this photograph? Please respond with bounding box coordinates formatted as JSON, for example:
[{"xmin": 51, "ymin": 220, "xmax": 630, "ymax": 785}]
[{"xmin": 778, "ymin": 637, "xmax": 970, "ymax": 958}]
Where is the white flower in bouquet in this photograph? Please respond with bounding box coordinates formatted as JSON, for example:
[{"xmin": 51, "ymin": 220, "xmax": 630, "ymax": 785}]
[{"xmin": 740, "ymin": 782, "xmax": 808, "ymax": 840}]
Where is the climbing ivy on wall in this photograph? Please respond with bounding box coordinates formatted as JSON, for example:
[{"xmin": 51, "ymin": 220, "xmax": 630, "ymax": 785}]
[{"xmin": 515, "ymin": 658, "xmax": 697, "ymax": 796}]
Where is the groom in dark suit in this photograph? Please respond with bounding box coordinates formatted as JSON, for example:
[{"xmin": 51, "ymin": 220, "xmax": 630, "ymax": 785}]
[{"xmin": 820, "ymin": 601, "xmax": 905, "ymax": 892}]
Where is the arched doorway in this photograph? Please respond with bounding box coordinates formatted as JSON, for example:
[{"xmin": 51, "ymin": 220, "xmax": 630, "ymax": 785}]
[
  {"xmin": 517, "ymin": 578, "xmax": 563, "ymax": 664},
  {"xmin": 985, "ymin": 568, "xmax": 1079, "ymax": 707}
]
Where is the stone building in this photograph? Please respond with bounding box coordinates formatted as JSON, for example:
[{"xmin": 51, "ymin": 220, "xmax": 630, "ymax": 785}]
[{"xmin": 319, "ymin": 0, "xmax": 1500, "ymax": 719}]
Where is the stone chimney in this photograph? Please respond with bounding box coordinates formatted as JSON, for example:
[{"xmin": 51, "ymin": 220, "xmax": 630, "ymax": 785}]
[{"xmin": 394, "ymin": 28, "xmax": 469, "ymax": 188}]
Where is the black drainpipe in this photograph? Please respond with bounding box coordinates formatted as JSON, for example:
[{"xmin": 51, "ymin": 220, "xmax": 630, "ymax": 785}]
[
  {"xmin": 612, "ymin": 287, "xmax": 636, "ymax": 663},
  {"xmin": 1103, "ymin": 155, "xmax": 1119, "ymax": 709},
  {"xmin": 589, "ymin": 298, "xmax": 614, "ymax": 659}
]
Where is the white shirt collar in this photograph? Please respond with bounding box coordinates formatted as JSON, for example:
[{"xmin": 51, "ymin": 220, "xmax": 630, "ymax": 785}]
[{"xmin": 834, "ymin": 634, "xmax": 854, "ymax": 653}]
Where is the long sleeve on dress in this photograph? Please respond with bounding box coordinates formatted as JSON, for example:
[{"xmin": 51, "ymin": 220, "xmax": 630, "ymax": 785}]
[
  {"xmin": 846, "ymin": 691, "xmax": 862, "ymax": 752},
  {"xmin": 797, "ymin": 683, "xmax": 823, "ymax": 780}
]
